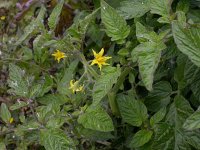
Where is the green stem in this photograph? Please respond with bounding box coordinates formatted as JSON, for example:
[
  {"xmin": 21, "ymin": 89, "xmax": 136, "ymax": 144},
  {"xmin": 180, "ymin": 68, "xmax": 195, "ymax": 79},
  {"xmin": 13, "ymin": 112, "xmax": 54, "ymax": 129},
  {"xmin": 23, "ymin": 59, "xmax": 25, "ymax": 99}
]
[
  {"xmin": 78, "ymin": 53, "xmax": 99, "ymax": 79},
  {"xmin": 108, "ymin": 67, "xmax": 132, "ymax": 116}
]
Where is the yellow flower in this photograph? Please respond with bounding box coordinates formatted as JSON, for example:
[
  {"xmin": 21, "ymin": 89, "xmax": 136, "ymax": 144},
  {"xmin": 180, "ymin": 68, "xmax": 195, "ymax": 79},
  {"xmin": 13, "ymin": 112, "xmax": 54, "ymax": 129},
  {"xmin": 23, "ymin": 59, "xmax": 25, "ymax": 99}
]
[
  {"xmin": 9, "ymin": 117, "xmax": 14, "ymax": 124},
  {"xmin": 52, "ymin": 50, "xmax": 66, "ymax": 63},
  {"xmin": 0, "ymin": 16, "xmax": 6, "ymax": 21},
  {"xmin": 69, "ymin": 80, "xmax": 84, "ymax": 93},
  {"xmin": 91, "ymin": 48, "xmax": 111, "ymax": 70}
]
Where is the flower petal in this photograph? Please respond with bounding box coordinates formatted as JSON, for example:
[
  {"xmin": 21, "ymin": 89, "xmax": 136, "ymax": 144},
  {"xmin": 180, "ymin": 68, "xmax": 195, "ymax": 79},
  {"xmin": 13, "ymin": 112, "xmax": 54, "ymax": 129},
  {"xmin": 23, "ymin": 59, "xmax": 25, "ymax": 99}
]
[
  {"xmin": 92, "ymin": 49, "xmax": 97, "ymax": 57},
  {"xmin": 99, "ymin": 48, "xmax": 104, "ymax": 57}
]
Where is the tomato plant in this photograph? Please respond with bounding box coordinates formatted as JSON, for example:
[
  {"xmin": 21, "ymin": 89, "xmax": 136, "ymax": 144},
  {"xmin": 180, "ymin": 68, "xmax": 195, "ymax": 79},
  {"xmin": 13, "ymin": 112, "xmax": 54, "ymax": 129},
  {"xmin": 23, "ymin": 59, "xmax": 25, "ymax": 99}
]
[{"xmin": 0, "ymin": 0, "xmax": 200, "ymax": 149}]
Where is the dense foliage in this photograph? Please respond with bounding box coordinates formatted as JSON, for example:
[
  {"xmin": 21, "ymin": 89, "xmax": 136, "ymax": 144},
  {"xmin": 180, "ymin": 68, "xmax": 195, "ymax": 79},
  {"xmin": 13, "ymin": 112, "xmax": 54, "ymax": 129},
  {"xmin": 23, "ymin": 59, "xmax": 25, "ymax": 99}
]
[{"xmin": 0, "ymin": 0, "xmax": 200, "ymax": 149}]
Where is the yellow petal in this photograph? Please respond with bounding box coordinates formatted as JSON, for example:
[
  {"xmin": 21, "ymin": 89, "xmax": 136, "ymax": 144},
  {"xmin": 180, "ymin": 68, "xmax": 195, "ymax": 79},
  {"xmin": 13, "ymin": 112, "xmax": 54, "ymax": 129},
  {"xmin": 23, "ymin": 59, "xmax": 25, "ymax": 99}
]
[
  {"xmin": 104, "ymin": 56, "xmax": 112, "ymax": 60},
  {"xmin": 92, "ymin": 50, "xmax": 97, "ymax": 57},
  {"xmin": 99, "ymin": 48, "xmax": 104, "ymax": 57},
  {"xmin": 0, "ymin": 16, "xmax": 6, "ymax": 20},
  {"xmin": 9, "ymin": 117, "xmax": 14, "ymax": 124},
  {"xmin": 70, "ymin": 80, "xmax": 74, "ymax": 88},
  {"xmin": 98, "ymin": 64, "xmax": 102, "ymax": 70}
]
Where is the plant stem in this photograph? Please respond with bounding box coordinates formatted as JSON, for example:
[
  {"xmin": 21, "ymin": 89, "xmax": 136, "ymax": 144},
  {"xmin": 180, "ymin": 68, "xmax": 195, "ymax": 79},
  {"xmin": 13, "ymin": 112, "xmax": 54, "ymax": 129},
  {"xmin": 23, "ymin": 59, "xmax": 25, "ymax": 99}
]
[
  {"xmin": 108, "ymin": 67, "xmax": 132, "ymax": 116},
  {"xmin": 78, "ymin": 53, "xmax": 99, "ymax": 79}
]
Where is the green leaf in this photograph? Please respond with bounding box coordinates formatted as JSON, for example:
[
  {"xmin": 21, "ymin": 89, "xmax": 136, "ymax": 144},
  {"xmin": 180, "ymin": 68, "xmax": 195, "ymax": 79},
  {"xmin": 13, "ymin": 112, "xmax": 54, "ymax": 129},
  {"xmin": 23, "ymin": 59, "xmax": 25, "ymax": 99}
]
[
  {"xmin": 184, "ymin": 60, "xmax": 200, "ymax": 101},
  {"xmin": 152, "ymin": 123, "xmax": 174, "ymax": 149},
  {"xmin": 149, "ymin": 0, "xmax": 173, "ymax": 23},
  {"xmin": 76, "ymin": 125, "xmax": 114, "ymax": 141},
  {"xmin": 78, "ymin": 106, "xmax": 114, "ymax": 132},
  {"xmin": 145, "ymin": 81, "xmax": 171, "ymax": 112},
  {"xmin": 133, "ymin": 22, "xmax": 166, "ymax": 90},
  {"xmin": 183, "ymin": 107, "xmax": 200, "ymax": 130},
  {"xmin": 10, "ymin": 101, "xmax": 28, "ymax": 111},
  {"xmin": 152, "ymin": 122, "xmax": 193, "ymax": 150},
  {"xmin": 29, "ymin": 84, "xmax": 42, "ymax": 99},
  {"xmin": 101, "ymin": 0, "xmax": 130, "ymax": 43},
  {"xmin": 107, "ymin": 0, "xmax": 149, "ymax": 19},
  {"xmin": 117, "ymin": 94, "xmax": 148, "ymax": 127},
  {"xmin": 7, "ymin": 64, "xmax": 29, "ymax": 97},
  {"xmin": 117, "ymin": 48, "xmax": 129, "ymax": 56},
  {"xmin": 174, "ymin": 54, "xmax": 187, "ymax": 89},
  {"xmin": 33, "ymin": 33, "xmax": 52, "ymax": 63},
  {"xmin": 40, "ymin": 129, "xmax": 75, "ymax": 150},
  {"xmin": 92, "ymin": 66, "xmax": 121, "ymax": 105},
  {"xmin": 172, "ymin": 21, "xmax": 200, "ymax": 67},
  {"xmin": 67, "ymin": 9, "xmax": 99, "ymax": 40},
  {"xmin": 38, "ymin": 74, "xmax": 53, "ymax": 97},
  {"xmin": 46, "ymin": 117, "xmax": 65, "ymax": 129},
  {"xmin": 36, "ymin": 104, "xmax": 60, "ymax": 123},
  {"xmin": 150, "ymin": 107, "xmax": 166, "ymax": 127},
  {"xmin": 132, "ymin": 41, "xmax": 166, "ymax": 90},
  {"xmin": 15, "ymin": 6, "xmax": 46, "ymax": 45},
  {"xmin": 166, "ymin": 95, "xmax": 194, "ymax": 127},
  {"xmin": 135, "ymin": 22, "xmax": 158, "ymax": 42},
  {"xmin": 48, "ymin": 0, "xmax": 64, "ymax": 31},
  {"xmin": 154, "ymin": 95, "xmax": 195, "ymax": 149},
  {"xmin": 37, "ymin": 94, "xmax": 69, "ymax": 106},
  {"xmin": 0, "ymin": 103, "xmax": 11, "ymax": 123},
  {"xmin": 129, "ymin": 129, "xmax": 153, "ymax": 148}
]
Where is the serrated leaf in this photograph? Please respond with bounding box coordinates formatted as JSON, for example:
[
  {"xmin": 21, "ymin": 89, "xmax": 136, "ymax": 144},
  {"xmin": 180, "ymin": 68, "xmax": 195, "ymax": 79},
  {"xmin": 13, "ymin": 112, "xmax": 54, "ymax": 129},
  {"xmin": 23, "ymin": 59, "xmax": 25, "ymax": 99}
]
[
  {"xmin": 107, "ymin": 0, "xmax": 149, "ymax": 19},
  {"xmin": 184, "ymin": 60, "xmax": 200, "ymax": 101},
  {"xmin": 145, "ymin": 81, "xmax": 171, "ymax": 112},
  {"xmin": 135, "ymin": 22, "xmax": 158, "ymax": 42},
  {"xmin": 40, "ymin": 129, "xmax": 75, "ymax": 150},
  {"xmin": 156, "ymin": 95, "xmax": 195, "ymax": 149},
  {"xmin": 46, "ymin": 117, "xmax": 65, "ymax": 129},
  {"xmin": 172, "ymin": 21, "xmax": 200, "ymax": 67},
  {"xmin": 48, "ymin": 0, "xmax": 64, "ymax": 31},
  {"xmin": 133, "ymin": 22, "xmax": 166, "ymax": 90},
  {"xmin": 78, "ymin": 106, "xmax": 114, "ymax": 132},
  {"xmin": 152, "ymin": 123, "xmax": 174, "ymax": 149},
  {"xmin": 36, "ymin": 104, "xmax": 60, "ymax": 123},
  {"xmin": 15, "ymin": 6, "xmax": 46, "ymax": 45},
  {"xmin": 129, "ymin": 129, "xmax": 153, "ymax": 148},
  {"xmin": 174, "ymin": 54, "xmax": 187, "ymax": 89},
  {"xmin": 37, "ymin": 94, "xmax": 69, "ymax": 106},
  {"xmin": 67, "ymin": 9, "xmax": 99, "ymax": 40},
  {"xmin": 183, "ymin": 107, "xmax": 200, "ymax": 130},
  {"xmin": 92, "ymin": 67, "xmax": 121, "ymax": 105},
  {"xmin": 150, "ymin": 107, "xmax": 166, "ymax": 127},
  {"xmin": 29, "ymin": 84, "xmax": 42, "ymax": 99},
  {"xmin": 76, "ymin": 125, "xmax": 114, "ymax": 141},
  {"xmin": 117, "ymin": 94, "xmax": 148, "ymax": 127},
  {"xmin": 101, "ymin": 0, "xmax": 130, "ymax": 43},
  {"xmin": 166, "ymin": 95, "xmax": 194, "ymax": 127},
  {"xmin": 132, "ymin": 41, "xmax": 166, "ymax": 91},
  {"xmin": 149, "ymin": 0, "xmax": 173, "ymax": 23},
  {"xmin": 0, "ymin": 103, "xmax": 11, "ymax": 123},
  {"xmin": 38, "ymin": 74, "xmax": 53, "ymax": 97},
  {"xmin": 10, "ymin": 101, "xmax": 28, "ymax": 111},
  {"xmin": 7, "ymin": 64, "xmax": 29, "ymax": 97}
]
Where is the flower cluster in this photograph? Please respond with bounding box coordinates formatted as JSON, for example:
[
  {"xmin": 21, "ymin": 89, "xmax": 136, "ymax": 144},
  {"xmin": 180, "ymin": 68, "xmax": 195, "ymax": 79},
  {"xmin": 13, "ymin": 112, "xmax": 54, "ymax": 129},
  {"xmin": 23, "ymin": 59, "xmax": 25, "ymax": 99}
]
[{"xmin": 51, "ymin": 48, "xmax": 111, "ymax": 93}]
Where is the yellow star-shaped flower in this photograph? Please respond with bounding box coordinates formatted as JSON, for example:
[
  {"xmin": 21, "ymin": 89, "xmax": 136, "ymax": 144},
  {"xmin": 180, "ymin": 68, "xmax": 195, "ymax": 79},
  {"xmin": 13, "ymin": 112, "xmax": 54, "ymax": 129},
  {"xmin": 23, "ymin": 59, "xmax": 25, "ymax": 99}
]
[
  {"xmin": 9, "ymin": 117, "xmax": 14, "ymax": 124},
  {"xmin": 52, "ymin": 50, "xmax": 66, "ymax": 63},
  {"xmin": 0, "ymin": 16, "xmax": 6, "ymax": 21},
  {"xmin": 91, "ymin": 48, "xmax": 111, "ymax": 70},
  {"xmin": 69, "ymin": 80, "xmax": 84, "ymax": 93}
]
